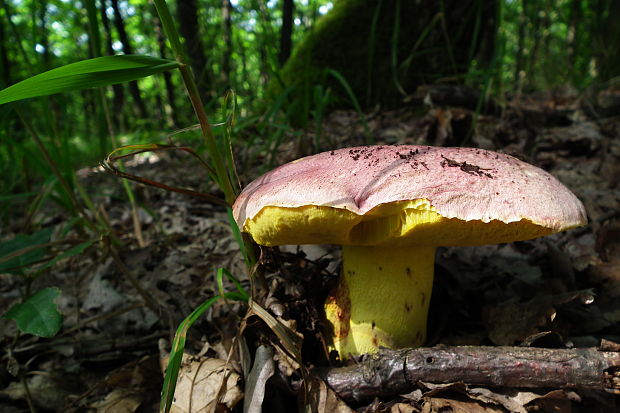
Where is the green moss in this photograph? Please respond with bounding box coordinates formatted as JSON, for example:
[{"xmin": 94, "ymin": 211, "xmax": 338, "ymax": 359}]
[{"xmin": 270, "ymin": 0, "xmax": 496, "ymax": 125}]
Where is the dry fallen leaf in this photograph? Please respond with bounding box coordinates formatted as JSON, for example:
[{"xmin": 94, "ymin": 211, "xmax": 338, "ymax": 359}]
[
  {"xmin": 422, "ymin": 397, "xmax": 503, "ymax": 413},
  {"xmin": 389, "ymin": 402, "xmax": 418, "ymax": 413},
  {"xmin": 305, "ymin": 377, "xmax": 354, "ymax": 413},
  {"xmin": 91, "ymin": 389, "xmax": 143, "ymax": 413},
  {"xmin": 169, "ymin": 355, "xmax": 243, "ymax": 413}
]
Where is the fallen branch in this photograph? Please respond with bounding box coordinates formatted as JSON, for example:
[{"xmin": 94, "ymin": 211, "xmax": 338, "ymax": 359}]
[{"xmin": 316, "ymin": 346, "xmax": 620, "ymax": 403}]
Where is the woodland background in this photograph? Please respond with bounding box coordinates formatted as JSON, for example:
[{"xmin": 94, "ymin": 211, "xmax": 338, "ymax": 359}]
[{"xmin": 0, "ymin": 0, "xmax": 619, "ymax": 412}]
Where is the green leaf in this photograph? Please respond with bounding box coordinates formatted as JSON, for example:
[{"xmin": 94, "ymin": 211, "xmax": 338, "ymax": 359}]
[
  {"xmin": 0, "ymin": 227, "xmax": 53, "ymax": 273},
  {"xmin": 3, "ymin": 287, "xmax": 63, "ymax": 337},
  {"xmin": 0, "ymin": 55, "xmax": 179, "ymax": 104}
]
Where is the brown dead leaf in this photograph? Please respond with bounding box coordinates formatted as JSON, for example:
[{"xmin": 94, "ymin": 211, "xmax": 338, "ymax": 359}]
[
  {"xmin": 521, "ymin": 389, "xmax": 580, "ymax": 413},
  {"xmin": 91, "ymin": 389, "xmax": 142, "ymax": 413},
  {"xmin": 422, "ymin": 397, "xmax": 503, "ymax": 413},
  {"xmin": 170, "ymin": 355, "xmax": 243, "ymax": 413},
  {"xmin": 390, "ymin": 403, "xmax": 418, "ymax": 413},
  {"xmin": 305, "ymin": 377, "xmax": 354, "ymax": 413},
  {"xmin": 419, "ymin": 383, "xmax": 508, "ymax": 412}
]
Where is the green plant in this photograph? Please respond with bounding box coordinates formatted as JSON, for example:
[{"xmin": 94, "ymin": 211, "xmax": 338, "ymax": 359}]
[{"xmin": 160, "ymin": 267, "xmax": 249, "ymax": 413}]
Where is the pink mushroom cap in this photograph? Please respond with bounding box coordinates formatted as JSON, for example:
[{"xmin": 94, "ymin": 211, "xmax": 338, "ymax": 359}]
[{"xmin": 233, "ymin": 145, "xmax": 587, "ymax": 247}]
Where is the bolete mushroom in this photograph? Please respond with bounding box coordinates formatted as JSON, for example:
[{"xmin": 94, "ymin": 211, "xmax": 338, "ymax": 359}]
[{"xmin": 232, "ymin": 146, "xmax": 587, "ymax": 358}]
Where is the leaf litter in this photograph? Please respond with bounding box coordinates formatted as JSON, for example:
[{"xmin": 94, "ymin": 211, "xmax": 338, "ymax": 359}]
[{"xmin": 1, "ymin": 84, "xmax": 619, "ymax": 412}]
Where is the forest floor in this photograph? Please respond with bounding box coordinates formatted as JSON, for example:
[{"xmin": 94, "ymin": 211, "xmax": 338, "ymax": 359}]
[{"xmin": 1, "ymin": 85, "xmax": 619, "ymax": 413}]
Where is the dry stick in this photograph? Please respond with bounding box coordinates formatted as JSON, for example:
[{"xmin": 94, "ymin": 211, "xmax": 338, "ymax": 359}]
[{"xmin": 317, "ymin": 346, "xmax": 620, "ymax": 404}]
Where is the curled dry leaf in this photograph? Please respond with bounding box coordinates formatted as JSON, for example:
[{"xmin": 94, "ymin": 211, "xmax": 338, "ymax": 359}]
[{"xmin": 168, "ymin": 355, "xmax": 243, "ymax": 413}]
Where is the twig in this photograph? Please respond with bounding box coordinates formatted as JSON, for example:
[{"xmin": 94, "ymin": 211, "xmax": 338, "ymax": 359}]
[{"xmin": 317, "ymin": 346, "xmax": 620, "ymax": 403}]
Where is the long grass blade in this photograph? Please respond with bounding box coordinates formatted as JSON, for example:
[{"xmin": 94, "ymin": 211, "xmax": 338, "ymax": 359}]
[{"xmin": 0, "ymin": 55, "xmax": 179, "ymax": 104}]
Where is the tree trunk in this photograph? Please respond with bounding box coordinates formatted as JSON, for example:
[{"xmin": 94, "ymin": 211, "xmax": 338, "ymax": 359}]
[
  {"xmin": 526, "ymin": 1, "xmax": 543, "ymax": 90},
  {"xmin": 177, "ymin": 0, "xmax": 211, "ymax": 101},
  {"xmin": 595, "ymin": 0, "xmax": 620, "ymax": 81},
  {"xmin": 566, "ymin": 0, "xmax": 580, "ymax": 78},
  {"xmin": 36, "ymin": 0, "xmax": 52, "ymax": 71},
  {"xmin": 1, "ymin": 0, "xmax": 33, "ymax": 75},
  {"xmin": 279, "ymin": 0, "xmax": 294, "ymax": 67},
  {"xmin": 153, "ymin": 6, "xmax": 179, "ymax": 128},
  {"xmin": 0, "ymin": 7, "xmax": 11, "ymax": 88},
  {"xmin": 252, "ymin": 0, "xmax": 275, "ymax": 87},
  {"xmin": 221, "ymin": 0, "xmax": 233, "ymax": 88},
  {"xmin": 514, "ymin": 0, "xmax": 527, "ymax": 92},
  {"xmin": 110, "ymin": 0, "xmax": 148, "ymax": 120},
  {"xmin": 100, "ymin": 0, "xmax": 126, "ymax": 131},
  {"xmin": 237, "ymin": 27, "xmax": 252, "ymax": 99}
]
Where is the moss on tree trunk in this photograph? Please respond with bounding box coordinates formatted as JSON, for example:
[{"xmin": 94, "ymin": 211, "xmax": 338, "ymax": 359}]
[{"xmin": 275, "ymin": 0, "xmax": 497, "ymax": 124}]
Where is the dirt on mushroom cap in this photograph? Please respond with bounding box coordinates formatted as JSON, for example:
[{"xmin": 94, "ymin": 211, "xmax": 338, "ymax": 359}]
[{"xmin": 232, "ymin": 145, "xmax": 587, "ymax": 247}]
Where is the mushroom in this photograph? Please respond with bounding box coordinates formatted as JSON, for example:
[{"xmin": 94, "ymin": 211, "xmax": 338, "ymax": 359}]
[{"xmin": 232, "ymin": 146, "xmax": 587, "ymax": 358}]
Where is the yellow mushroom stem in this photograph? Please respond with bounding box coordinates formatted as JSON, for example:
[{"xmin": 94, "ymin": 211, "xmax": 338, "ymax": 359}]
[{"xmin": 324, "ymin": 245, "xmax": 436, "ymax": 358}]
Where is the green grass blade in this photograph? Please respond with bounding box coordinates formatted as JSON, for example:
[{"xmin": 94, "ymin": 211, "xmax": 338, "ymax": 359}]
[
  {"xmin": 218, "ymin": 267, "xmax": 249, "ymax": 301},
  {"xmin": 0, "ymin": 55, "xmax": 179, "ymax": 104},
  {"xmin": 160, "ymin": 289, "xmax": 248, "ymax": 413}
]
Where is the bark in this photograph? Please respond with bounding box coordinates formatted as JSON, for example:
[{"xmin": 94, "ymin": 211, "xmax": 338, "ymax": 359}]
[
  {"xmin": 278, "ymin": 0, "xmax": 294, "ymax": 66},
  {"xmin": 177, "ymin": 0, "xmax": 211, "ymax": 100},
  {"xmin": 317, "ymin": 346, "xmax": 620, "ymax": 404},
  {"xmin": 221, "ymin": 0, "xmax": 233, "ymax": 88},
  {"xmin": 110, "ymin": 0, "xmax": 148, "ymax": 120}
]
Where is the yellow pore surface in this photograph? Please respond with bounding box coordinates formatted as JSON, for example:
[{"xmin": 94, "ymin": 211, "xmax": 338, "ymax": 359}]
[{"xmin": 244, "ymin": 199, "xmax": 551, "ymax": 247}]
